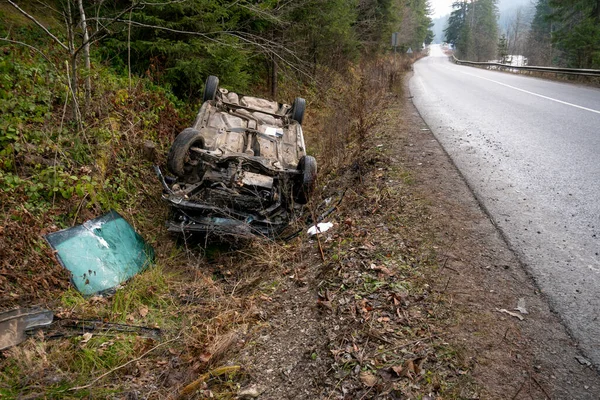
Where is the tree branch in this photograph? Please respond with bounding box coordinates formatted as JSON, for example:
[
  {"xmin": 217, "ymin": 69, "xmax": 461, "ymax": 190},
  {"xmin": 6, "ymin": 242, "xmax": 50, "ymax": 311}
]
[
  {"xmin": 73, "ymin": 1, "xmax": 145, "ymax": 56},
  {"xmin": 0, "ymin": 37, "xmax": 59, "ymax": 72},
  {"xmin": 7, "ymin": 0, "xmax": 69, "ymax": 51}
]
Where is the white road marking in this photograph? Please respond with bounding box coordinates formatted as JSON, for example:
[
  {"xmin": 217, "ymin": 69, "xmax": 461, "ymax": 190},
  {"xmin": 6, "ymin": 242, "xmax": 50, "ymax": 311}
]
[{"xmin": 450, "ymin": 67, "xmax": 600, "ymax": 115}]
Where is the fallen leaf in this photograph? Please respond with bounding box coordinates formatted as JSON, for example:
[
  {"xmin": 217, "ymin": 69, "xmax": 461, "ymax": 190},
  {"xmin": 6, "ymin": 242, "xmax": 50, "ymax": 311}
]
[
  {"xmin": 414, "ymin": 357, "xmax": 425, "ymax": 375},
  {"xmin": 199, "ymin": 352, "xmax": 212, "ymax": 363},
  {"xmin": 359, "ymin": 371, "xmax": 378, "ymax": 387},
  {"xmin": 81, "ymin": 332, "xmax": 93, "ymax": 344},
  {"xmin": 139, "ymin": 305, "xmax": 149, "ymax": 318},
  {"xmin": 391, "ymin": 365, "xmax": 406, "ymax": 377},
  {"xmin": 371, "ymin": 264, "xmax": 394, "ymax": 276},
  {"xmin": 406, "ymin": 359, "xmax": 415, "ymax": 375}
]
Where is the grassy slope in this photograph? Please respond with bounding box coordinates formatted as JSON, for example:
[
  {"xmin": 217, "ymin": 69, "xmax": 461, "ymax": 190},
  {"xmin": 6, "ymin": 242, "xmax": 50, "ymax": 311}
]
[{"xmin": 0, "ymin": 8, "xmax": 474, "ymax": 399}]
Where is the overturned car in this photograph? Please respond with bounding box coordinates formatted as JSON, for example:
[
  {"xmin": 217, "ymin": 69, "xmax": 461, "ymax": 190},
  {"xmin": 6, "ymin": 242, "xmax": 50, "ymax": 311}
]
[{"xmin": 156, "ymin": 76, "xmax": 317, "ymax": 238}]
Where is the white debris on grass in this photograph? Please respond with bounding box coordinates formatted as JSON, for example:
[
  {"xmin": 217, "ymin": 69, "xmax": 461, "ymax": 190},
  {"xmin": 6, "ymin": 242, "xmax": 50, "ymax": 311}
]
[{"xmin": 307, "ymin": 222, "xmax": 334, "ymax": 236}]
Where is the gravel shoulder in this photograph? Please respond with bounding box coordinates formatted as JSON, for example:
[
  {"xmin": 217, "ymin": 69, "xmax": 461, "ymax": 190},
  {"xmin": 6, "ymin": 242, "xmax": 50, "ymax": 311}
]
[{"xmin": 231, "ymin": 76, "xmax": 600, "ymax": 399}]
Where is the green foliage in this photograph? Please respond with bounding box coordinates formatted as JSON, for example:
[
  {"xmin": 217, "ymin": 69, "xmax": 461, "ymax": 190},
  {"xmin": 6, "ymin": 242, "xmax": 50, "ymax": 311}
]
[
  {"xmin": 285, "ymin": 0, "xmax": 360, "ymax": 70},
  {"xmin": 548, "ymin": 0, "xmax": 600, "ymax": 68},
  {"xmin": 166, "ymin": 38, "xmax": 252, "ymax": 97},
  {"xmin": 470, "ymin": 0, "xmax": 498, "ymax": 61},
  {"xmin": 0, "ymin": 51, "xmax": 61, "ymax": 155},
  {"xmin": 525, "ymin": 0, "xmax": 556, "ymax": 65},
  {"xmin": 445, "ymin": 0, "xmax": 498, "ymax": 61},
  {"xmin": 97, "ymin": 0, "xmax": 431, "ymax": 98},
  {"xmin": 498, "ymin": 34, "xmax": 508, "ymax": 62},
  {"xmin": 445, "ymin": 1, "xmax": 468, "ymax": 51},
  {"xmin": 527, "ymin": 0, "xmax": 600, "ymax": 68},
  {"xmin": 99, "ymin": 0, "xmax": 261, "ymax": 99}
]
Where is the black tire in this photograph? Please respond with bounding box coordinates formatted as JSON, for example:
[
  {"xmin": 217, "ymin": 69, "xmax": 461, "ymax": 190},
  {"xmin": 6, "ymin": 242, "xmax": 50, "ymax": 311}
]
[
  {"xmin": 291, "ymin": 97, "xmax": 306, "ymax": 125},
  {"xmin": 294, "ymin": 155, "xmax": 317, "ymax": 204},
  {"xmin": 202, "ymin": 75, "xmax": 219, "ymax": 103},
  {"xmin": 167, "ymin": 128, "xmax": 205, "ymax": 177}
]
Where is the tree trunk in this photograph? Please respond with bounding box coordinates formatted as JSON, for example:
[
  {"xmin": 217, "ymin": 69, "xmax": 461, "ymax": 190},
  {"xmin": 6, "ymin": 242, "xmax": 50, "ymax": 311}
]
[
  {"xmin": 67, "ymin": 59, "xmax": 83, "ymax": 131},
  {"xmin": 64, "ymin": 0, "xmax": 80, "ymax": 124},
  {"xmin": 271, "ymin": 59, "xmax": 277, "ymax": 99},
  {"xmin": 77, "ymin": 0, "xmax": 91, "ymax": 115},
  {"xmin": 128, "ymin": 7, "xmax": 133, "ymax": 90}
]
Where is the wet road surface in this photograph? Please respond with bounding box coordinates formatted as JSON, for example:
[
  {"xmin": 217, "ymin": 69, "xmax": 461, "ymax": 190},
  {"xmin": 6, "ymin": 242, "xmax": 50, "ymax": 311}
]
[{"xmin": 409, "ymin": 44, "xmax": 600, "ymax": 367}]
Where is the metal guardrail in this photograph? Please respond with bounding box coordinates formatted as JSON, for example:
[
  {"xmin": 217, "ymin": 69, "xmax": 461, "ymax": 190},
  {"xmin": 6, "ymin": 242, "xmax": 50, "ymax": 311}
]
[{"xmin": 451, "ymin": 55, "xmax": 600, "ymax": 77}]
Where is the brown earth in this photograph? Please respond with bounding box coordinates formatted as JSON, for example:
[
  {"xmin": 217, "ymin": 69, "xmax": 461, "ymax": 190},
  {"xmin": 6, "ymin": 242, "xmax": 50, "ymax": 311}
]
[
  {"xmin": 227, "ymin": 76, "xmax": 600, "ymax": 399},
  {"xmin": 3, "ymin": 69, "xmax": 599, "ymax": 399}
]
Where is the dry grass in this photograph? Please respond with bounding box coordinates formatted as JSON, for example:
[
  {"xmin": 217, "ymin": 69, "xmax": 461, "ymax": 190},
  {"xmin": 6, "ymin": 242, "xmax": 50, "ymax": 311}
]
[{"xmin": 0, "ymin": 51, "xmax": 475, "ymax": 399}]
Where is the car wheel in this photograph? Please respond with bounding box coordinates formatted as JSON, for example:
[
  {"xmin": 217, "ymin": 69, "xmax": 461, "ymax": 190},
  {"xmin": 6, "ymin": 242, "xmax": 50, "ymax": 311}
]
[
  {"xmin": 291, "ymin": 97, "xmax": 306, "ymax": 125},
  {"xmin": 295, "ymin": 155, "xmax": 317, "ymax": 204},
  {"xmin": 167, "ymin": 128, "xmax": 205, "ymax": 177},
  {"xmin": 203, "ymin": 75, "xmax": 219, "ymax": 103}
]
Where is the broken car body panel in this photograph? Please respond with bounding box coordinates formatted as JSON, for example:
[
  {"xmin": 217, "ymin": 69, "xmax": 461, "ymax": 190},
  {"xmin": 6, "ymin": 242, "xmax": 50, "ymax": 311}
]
[
  {"xmin": 0, "ymin": 308, "xmax": 53, "ymax": 350},
  {"xmin": 160, "ymin": 76, "xmax": 316, "ymax": 238}
]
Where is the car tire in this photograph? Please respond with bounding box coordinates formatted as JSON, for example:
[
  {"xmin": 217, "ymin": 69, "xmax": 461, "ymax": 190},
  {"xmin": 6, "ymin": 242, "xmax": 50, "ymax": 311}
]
[
  {"xmin": 291, "ymin": 97, "xmax": 306, "ymax": 125},
  {"xmin": 295, "ymin": 155, "xmax": 317, "ymax": 204},
  {"xmin": 167, "ymin": 128, "xmax": 205, "ymax": 177},
  {"xmin": 203, "ymin": 75, "xmax": 219, "ymax": 103}
]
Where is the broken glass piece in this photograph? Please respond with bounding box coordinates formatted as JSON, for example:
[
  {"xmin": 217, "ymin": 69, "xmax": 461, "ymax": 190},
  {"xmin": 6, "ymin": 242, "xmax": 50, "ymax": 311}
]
[
  {"xmin": 45, "ymin": 211, "xmax": 154, "ymax": 296},
  {"xmin": 0, "ymin": 308, "xmax": 53, "ymax": 350}
]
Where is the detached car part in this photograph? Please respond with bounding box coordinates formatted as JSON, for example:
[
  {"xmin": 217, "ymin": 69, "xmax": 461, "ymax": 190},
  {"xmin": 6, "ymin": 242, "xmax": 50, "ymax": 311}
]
[{"xmin": 159, "ymin": 76, "xmax": 317, "ymax": 238}]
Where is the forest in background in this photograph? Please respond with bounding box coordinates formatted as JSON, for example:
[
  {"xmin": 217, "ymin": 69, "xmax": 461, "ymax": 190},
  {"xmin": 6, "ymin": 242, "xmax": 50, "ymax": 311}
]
[
  {"xmin": 442, "ymin": 0, "xmax": 600, "ymax": 69},
  {"xmin": 2, "ymin": 0, "xmax": 433, "ymax": 107}
]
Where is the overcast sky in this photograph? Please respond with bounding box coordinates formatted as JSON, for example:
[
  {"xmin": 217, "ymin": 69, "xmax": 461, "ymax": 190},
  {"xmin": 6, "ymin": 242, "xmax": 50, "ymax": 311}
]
[{"xmin": 429, "ymin": 0, "xmax": 455, "ymax": 18}]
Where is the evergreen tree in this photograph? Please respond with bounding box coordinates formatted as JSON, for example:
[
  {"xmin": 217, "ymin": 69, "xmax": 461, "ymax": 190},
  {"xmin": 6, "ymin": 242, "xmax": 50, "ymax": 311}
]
[
  {"xmin": 525, "ymin": 0, "xmax": 557, "ymax": 65},
  {"xmin": 444, "ymin": 0, "xmax": 498, "ymax": 61},
  {"xmin": 444, "ymin": 0, "xmax": 469, "ymax": 57},
  {"xmin": 16, "ymin": 0, "xmax": 434, "ymax": 102},
  {"xmin": 548, "ymin": 0, "xmax": 600, "ymax": 68},
  {"xmin": 469, "ymin": 0, "xmax": 498, "ymax": 61},
  {"xmin": 498, "ymin": 34, "xmax": 508, "ymax": 62}
]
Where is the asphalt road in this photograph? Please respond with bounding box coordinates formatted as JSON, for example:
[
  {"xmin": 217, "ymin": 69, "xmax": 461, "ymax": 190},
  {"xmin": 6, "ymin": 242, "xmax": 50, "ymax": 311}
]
[{"xmin": 409, "ymin": 44, "xmax": 600, "ymax": 367}]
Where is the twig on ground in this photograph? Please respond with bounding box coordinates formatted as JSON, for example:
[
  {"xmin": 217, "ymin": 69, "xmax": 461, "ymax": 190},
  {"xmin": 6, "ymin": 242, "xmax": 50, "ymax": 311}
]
[
  {"xmin": 443, "ymin": 277, "xmax": 451, "ymax": 292},
  {"xmin": 511, "ymin": 377, "xmax": 527, "ymax": 400},
  {"xmin": 498, "ymin": 327, "xmax": 510, "ymax": 345},
  {"xmin": 439, "ymin": 238, "xmax": 458, "ymax": 273},
  {"xmin": 309, "ymin": 204, "xmax": 326, "ymax": 262},
  {"xmin": 358, "ymin": 386, "xmax": 373, "ymax": 400},
  {"xmin": 326, "ymin": 377, "xmax": 346, "ymax": 400},
  {"xmin": 532, "ymin": 374, "xmax": 552, "ymax": 400},
  {"xmin": 178, "ymin": 365, "xmax": 241, "ymax": 398},
  {"xmin": 69, "ymin": 335, "xmax": 181, "ymax": 391}
]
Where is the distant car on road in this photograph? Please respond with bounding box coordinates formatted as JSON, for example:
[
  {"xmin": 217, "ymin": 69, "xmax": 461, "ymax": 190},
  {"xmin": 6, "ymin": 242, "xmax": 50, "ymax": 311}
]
[{"xmin": 156, "ymin": 76, "xmax": 317, "ymax": 238}]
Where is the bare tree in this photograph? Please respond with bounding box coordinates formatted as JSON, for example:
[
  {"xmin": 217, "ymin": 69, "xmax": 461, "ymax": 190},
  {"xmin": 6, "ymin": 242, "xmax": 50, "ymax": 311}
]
[
  {"xmin": 6, "ymin": 0, "xmax": 143, "ymax": 125},
  {"xmin": 507, "ymin": 7, "xmax": 529, "ymax": 55}
]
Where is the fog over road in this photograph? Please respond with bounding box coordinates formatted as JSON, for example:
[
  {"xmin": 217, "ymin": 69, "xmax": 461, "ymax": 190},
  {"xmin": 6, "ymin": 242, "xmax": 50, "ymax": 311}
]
[{"xmin": 410, "ymin": 44, "xmax": 600, "ymax": 366}]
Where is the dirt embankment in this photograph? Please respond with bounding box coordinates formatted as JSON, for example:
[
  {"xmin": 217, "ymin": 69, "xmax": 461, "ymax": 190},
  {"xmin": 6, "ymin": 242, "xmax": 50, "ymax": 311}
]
[{"xmin": 229, "ymin": 76, "xmax": 600, "ymax": 399}]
